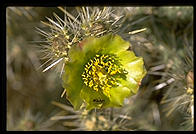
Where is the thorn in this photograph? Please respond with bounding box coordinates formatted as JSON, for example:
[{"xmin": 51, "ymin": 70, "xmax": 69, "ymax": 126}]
[
  {"xmin": 43, "ymin": 57, "xmax": 63, "ymax": 72},
  {"xmin": 61, "ymin": 89, "xmax": 66, "ymax": 98},
  {"xmin": 128, "ymin": 28, "xmax": 147, "ymax": 35}
]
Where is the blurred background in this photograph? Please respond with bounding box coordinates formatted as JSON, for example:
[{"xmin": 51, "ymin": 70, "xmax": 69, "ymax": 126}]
[{"xmin": 6, "ymin": 7, "xmax": 193, "ymax": 131}]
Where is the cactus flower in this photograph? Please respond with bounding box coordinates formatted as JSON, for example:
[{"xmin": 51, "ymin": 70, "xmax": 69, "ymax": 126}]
[{"xmin": 62, "ymin": 34, "xmax": 146, "ymax": 110}]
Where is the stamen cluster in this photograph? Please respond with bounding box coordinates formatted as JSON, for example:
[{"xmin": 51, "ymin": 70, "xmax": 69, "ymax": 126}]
[{"xmin": 82, "ymin": 54, "xmax": 127, "ymax": 97}]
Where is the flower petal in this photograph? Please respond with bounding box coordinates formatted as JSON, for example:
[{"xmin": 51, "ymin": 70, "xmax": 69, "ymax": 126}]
[
  {"xmin": 62, "ymin": 62, "xmax": 84, "ymax": 110},
  {"xmin": 103, "ymin": 34, "xmax": 130, "ymax": 54},
  {"xmin": 118, "ymin": 51, "xmax": 146, "ymax": 82},
  {"xmin": 117, "ymin": 50, "xmax": 137, "ymax": 64},
  {"xmin": 103, "ymin": 86, "xmax": 131, "ymax": 108},
  {"xmin": 124, "ymin": 57, "xmax": 147, "ymax": 82},
  {"xmin": 82, "ymin": 34, "xmax": 130, "ymax": 56},
  {"xmin": 80, "ymin": 86, "xmax": 109, "ymax": 110},
  {"xmin": 68, "ymin": 44, "xmax": 85, "ymax": 63},
  {"xmin": 120, "ymin": 76, "xmax": 139, "ymax": 95}
]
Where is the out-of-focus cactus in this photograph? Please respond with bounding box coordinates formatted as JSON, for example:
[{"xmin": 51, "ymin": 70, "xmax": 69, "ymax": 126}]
[{"xmin": 7, "ymin": 6, "xmax": 193, "ymax": 131}]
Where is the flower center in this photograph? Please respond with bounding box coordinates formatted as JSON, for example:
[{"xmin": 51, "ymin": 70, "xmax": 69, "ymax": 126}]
[{"xmin": 82, "ymin": 54, "xmax": 127, "ymax": 97}]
